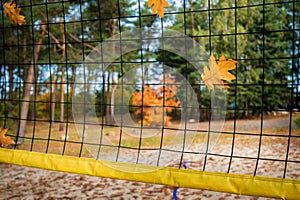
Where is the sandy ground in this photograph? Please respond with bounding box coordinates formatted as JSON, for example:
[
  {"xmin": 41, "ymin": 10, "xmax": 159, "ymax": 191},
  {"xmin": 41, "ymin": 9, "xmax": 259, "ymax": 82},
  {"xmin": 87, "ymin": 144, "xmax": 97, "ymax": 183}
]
[
  {"xmin": 0, "ymin": 116, "xmax": 299, "ymax": 200},
  {"xmin": 0, "ymin": 163, "xmax": 279, "ymax": 200}
]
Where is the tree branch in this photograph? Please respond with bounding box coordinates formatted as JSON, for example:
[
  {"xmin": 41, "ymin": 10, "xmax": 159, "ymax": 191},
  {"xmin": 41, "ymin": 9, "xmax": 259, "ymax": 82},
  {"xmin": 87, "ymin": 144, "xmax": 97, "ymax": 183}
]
[{"xmin": 68, "ymin": 32, "xmax": 100, "ymax": 54}]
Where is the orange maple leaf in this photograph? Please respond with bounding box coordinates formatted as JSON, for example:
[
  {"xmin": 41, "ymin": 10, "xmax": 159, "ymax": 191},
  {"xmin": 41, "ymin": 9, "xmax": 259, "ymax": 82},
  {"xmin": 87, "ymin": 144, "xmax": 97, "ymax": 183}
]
[
  {"xmin": 4, "ymin": 1, "xmax": 26, "ymax": 25},
  {"xmin": 0, "ymin": 128, "xmax": 14, "ymax": 148},
  {"xmin": 201, "ymin": 54, "xmax": 237, "ymax": 90},
  {"xmin": 148, "ymin": 0, "xmax": 169, "ymax": 18}
]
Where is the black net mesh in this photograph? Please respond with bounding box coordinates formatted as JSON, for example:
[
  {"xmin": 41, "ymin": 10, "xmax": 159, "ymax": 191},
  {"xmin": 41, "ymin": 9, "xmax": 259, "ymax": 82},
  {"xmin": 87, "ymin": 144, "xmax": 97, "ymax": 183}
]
[{"xmin": 0, "ymin": 0, "xmax": 299, "ymax": 180}]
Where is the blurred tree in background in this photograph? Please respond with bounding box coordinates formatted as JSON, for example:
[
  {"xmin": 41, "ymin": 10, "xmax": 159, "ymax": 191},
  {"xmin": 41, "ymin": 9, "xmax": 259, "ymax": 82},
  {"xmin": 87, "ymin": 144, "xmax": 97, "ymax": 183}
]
[{"xmin": 0, "ymin": 0, "xmax": 298, "ymax": 143}]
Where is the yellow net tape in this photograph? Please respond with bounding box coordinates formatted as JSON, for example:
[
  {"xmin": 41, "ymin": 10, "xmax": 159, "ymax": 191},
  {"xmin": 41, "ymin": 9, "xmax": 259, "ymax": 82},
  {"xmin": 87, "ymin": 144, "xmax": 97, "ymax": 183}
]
[{"xmin": 1, "ymin": 148, "xmax": 299, "ymax": 199}]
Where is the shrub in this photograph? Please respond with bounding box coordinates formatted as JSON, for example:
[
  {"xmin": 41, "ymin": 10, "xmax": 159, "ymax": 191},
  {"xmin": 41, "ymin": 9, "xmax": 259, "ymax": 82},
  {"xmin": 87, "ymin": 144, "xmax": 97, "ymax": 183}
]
[{"xmin": 294, "ymin": 116, "xmax": 300, "ymax": 126}]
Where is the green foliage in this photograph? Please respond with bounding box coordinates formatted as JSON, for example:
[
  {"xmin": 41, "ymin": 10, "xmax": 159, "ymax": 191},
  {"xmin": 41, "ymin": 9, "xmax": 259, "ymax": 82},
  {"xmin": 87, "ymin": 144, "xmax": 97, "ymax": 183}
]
[
  {"xmin": 155, "ymin": 0, "xmax": 296, "ymax": 119},
  {"xmin": 0, "ymin": 0, "xmax": 298, "ymax": 124},
  {"xmin": 294, "ymin": 116, "xmax": 300, "ymax": 126}
]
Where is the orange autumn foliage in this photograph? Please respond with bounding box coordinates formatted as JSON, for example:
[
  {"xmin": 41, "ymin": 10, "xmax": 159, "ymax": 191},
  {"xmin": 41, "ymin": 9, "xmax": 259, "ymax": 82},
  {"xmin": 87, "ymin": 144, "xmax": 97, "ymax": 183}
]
[
  {"xmin": 131, "ymin": 74, "xmax": 180, "ymax": 126},
  {"xmin": 4, "ymin": 1, "xmax": 26, "ymax": 25}
]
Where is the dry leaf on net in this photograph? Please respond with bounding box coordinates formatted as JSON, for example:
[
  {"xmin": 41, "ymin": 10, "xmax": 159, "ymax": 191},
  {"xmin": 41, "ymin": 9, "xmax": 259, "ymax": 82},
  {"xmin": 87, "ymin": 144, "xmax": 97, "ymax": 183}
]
[
  {"xmin": 201, "ymin": 54, "xmax": 237, "ymax": 90},
  {"xmin": 217, "ymin": 54, "xmax": 237, "ymax": 82},
  {"xmin": 148, "ymin": 0, "xmax": 169, "ymax": 18},
  {"xmin": 0, "ymin": 128, "xmax": 14, "ymax": 148},
  {"xmin": 4, "ymin": 1, "xmax": 26, "ymax": 25}
]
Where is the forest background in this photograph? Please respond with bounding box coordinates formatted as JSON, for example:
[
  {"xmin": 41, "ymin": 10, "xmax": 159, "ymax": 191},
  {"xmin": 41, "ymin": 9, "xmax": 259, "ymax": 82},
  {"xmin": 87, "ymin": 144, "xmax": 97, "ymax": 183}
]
[{"xmin": 0, "ymin": 0, "xmax": 299, "ymax": 144}]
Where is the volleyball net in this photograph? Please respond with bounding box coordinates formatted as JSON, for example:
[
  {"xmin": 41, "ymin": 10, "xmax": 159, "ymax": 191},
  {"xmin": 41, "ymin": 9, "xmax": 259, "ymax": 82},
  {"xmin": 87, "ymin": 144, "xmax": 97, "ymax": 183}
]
[{"xmin": 0, "ymin": 0, "xmax": 299, "ymax": 199}]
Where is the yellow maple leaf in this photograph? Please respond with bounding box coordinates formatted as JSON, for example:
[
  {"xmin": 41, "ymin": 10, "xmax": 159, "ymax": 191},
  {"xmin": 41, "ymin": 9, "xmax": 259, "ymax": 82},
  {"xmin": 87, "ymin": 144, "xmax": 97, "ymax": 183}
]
[
  {"xmin": 217, "ymin": 54, "xmax": 237, "ymax": 81},
  {"xmin": 148, "ymin": 0, "xmax": 169, "ymax": 18},
  {"xmin": 0, "ymin": 128, "xmax": 14, "ymax": 148},
  {"xmin": 4, "ymin": 1, "xmax": 26, "ymax": 25},
  {"xmin": 201, "ymin": 54, "xmax": 237, "ymax": 90}
]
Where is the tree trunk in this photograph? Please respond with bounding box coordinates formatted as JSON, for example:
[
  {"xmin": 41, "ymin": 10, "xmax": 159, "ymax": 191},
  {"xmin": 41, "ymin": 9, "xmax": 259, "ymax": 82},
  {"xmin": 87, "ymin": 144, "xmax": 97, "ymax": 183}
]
[
  {"xmin": 245, "ymin": 55, "xmax": 250, "ymax": 117},
  {"xmin": 59, "ymin": 17, "xmax": 66, "ymax": 131},
  {"xmin": 189, "ymin": 0, "xmax": 196, "ymax": 48},
  {"xmin": 105, "ymin": 17, "xmax": 117, "ymax": 125},
  {"xmin": 18, "ymin": 23, "xmax": 46, "ymax": 144},
  {"xmin": 31, "ymin": 84, "xmax": 35, "ymax": 120},
  {"xmin": 110, "ymin": 70, "xmax": 115, "ymax": 123},
  {"xmin": 69, "ymin": 65, "xmax": 76, "ymax": 118},
  {"xmin": 106, "ymin": 71, "xmax": 112, "ymax": 125},
  {"xmin": 22, "ymin": 30, "xmax": 27, "ymax": 63},
  {"xmin": 51, "ymin": 70, "xmax": 57, "ymax": 127},
  {"xmin": 59, "ymin": 66, "xmax": 65, "ymax": 131},
  {"xmin": 70, "ymin": 66, "xmax": 76, "ymax": 95},
  {"xmin": 8, "ymin": 65, "xmax": 14, "ymax": 113},
  {"xmin": 296, "ymin": 40, "xmax": 300, "ymax": 108}
]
